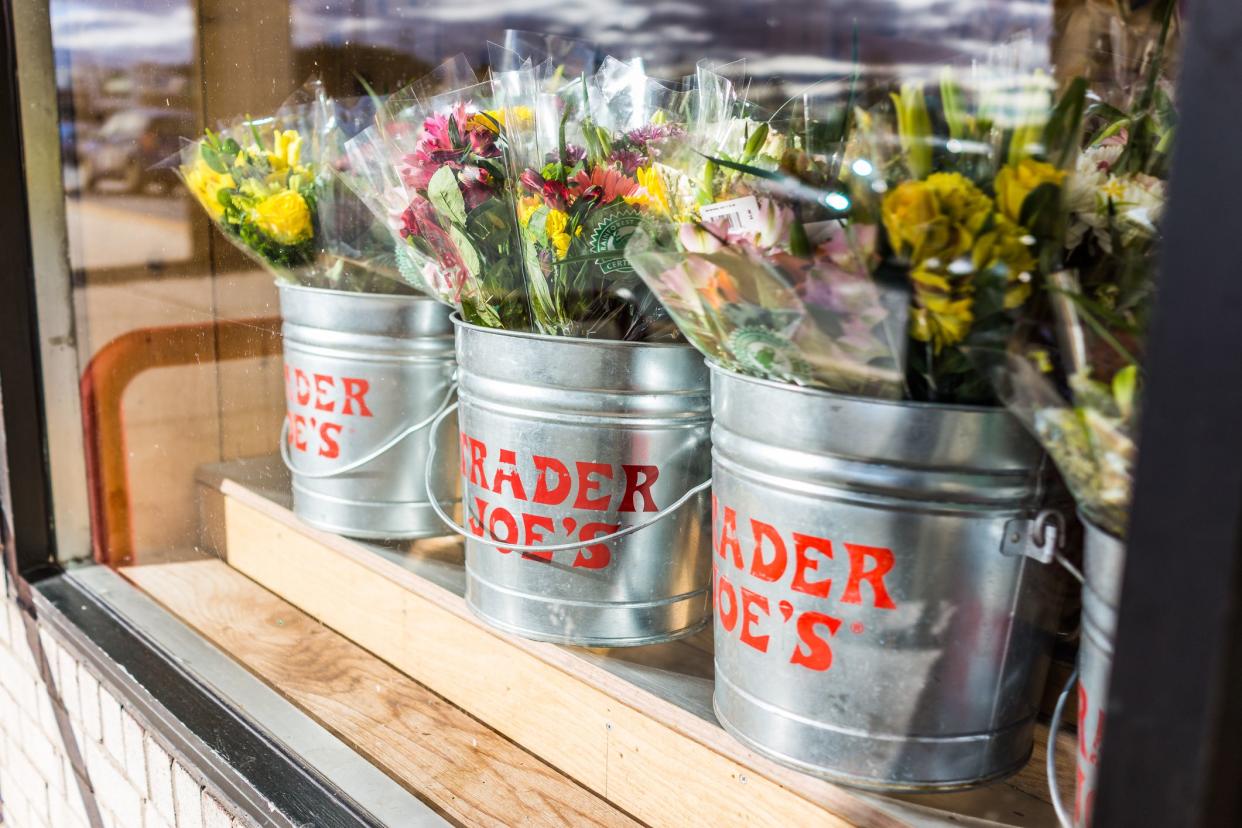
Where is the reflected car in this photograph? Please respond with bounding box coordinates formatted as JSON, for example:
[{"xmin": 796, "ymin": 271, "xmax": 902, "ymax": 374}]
[{"xmin": 78, "ymin": 108, "xmax": 194, "ymax": 193}]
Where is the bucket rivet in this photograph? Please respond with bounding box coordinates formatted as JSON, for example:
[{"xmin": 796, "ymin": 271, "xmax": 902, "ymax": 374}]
[{"xmin": 1011, "ymin": 531, "xmax": 1022, "ymax": 543}]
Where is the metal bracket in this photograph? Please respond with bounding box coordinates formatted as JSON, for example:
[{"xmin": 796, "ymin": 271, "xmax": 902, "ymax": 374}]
[{"xmin": 1002, "ymin": 509, "xmax": 1066, "ymax": 564}]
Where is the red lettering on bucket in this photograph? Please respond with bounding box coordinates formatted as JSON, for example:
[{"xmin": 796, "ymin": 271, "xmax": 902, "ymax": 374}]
[
  {"xmin": 1075, "ymin": 681, "xmax": 1105, "ymax": 827},
  {"xmin": 454, "ymin": 431, "xmax": 677, "ymax": 570},
  {"xmin": 842, "ymin": 543, "xmax": 896, "ymax": 609},
  {"xmin": 791, "ymin": 533, "xmax": 833, "ymax": 599},
  {"xmin": 620, "ymin": 465, "xmax": 659, "ymax": 512},
  {"xmin": 284, "ymin": 367, "xmax": 376, "ymax": 460},
  {"xmin": 574, "ymin": 462, "xmax": 613, "ymax": 510},
  {"xmin": 341, "ymin": 377, "xmax": 373, "ymax": 416},
  {"xmin": 493, "ymin": 449, "xmax": 528, "ymax": 500},
  {"xmin": 717, "ymin": 507, "xmax": 744, "ymax": 570},
  {"xmin": 573, "ymin": 522, "xmax": 618, "ymax": 569},
  {"xmin": 750, "ymin": 520, "xmax": 786, "ymax": 582},
  {"xmin": 533, "ymin": 455, "xmax": 571, "ymax": 505},
  {"xmin": 319, "ymin": 422, "xmax": 342, "ymax": 459},
  {"xmin": 519, "ymin": 513, "xmax": 555, "ymax": 563},
  {"xmin": 739, "ymin": 588, "xmax": 770, "ymax": 653},
  {"xmin": 715, "ymin": 567, "xmax": 738, "ymax": 632},
  {"xmin": 313, "ymin": 374, "xmax": 335, "ymax": 411},
  {"xmin": 711, "ymin": 496, "xmax": 899, "ymax": 674},
  {"xmin": 790, "ymin": 611, "xmax": 842, "ymax": 671}
]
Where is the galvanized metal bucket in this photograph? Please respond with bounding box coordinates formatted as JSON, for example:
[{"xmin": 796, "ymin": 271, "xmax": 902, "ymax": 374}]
[
  {"xmin": 425, "ymin": 316, "xmax": 714, "ymax": 647},
  {"xmin": 1048, "ymin": 518, "xmax": 1124, "ymax": 827},
  {"xmin": 709, "ymin": 365, "xmax": 1065, "ymax": 791},
  {"xmin": 278, "ymin": 282, "xmax": 459, "ymax": 539}
]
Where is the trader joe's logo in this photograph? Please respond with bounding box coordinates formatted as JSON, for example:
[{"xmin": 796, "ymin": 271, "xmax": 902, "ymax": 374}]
[
  {"xmin": 588, "ymin": 210, "xmax": 642, "ymax": 273},
  {"xmin": 712, "ymin": 495, "xmax": 898, "ymax": 672}
]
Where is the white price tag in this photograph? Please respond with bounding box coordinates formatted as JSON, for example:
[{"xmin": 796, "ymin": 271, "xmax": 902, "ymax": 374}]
[{"xmin": 699, "ymin": 195, "xmax": 762, "ymax": 232}]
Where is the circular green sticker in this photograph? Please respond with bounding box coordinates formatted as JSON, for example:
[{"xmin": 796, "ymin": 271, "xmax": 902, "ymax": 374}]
[
  {"xmin": 727, "ymin": 326, "xmax": 812, "ymax": 383},
  {"xmin": 588, "ymin": 210, "xmax": 642, "ymax": 273}
]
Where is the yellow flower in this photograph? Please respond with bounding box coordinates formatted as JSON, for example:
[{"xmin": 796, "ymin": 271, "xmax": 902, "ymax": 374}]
[
  {"xmin": 925, "ymin": 172, "xmax": 993, "ymax": 236},
  {"xmin": 624, "ymin": 165, "xmax": 672, "ymax": 216},
  {"xmin": 468, "ymin": 106, "xmax": 533, "ymax": 132},
  {"xmin": 973, "ymin": 214, "xmax": 1036, "ymax": 309},
  {"xmin": 184, "ymin": 159, "xmax": 234, "ymax": 219},
  {"xmin": 266, "ymin": 129, "xmax": 304, "ymax": 172},
  {"xmin": 545, "ymin": 208, "xmax": 569, "ymax": 238},
  {"xmin": 994, "ymin": 158, "xmax": 1066, "ymax": 224},
  {"xmin": 517, "ymin": 196, "xmax": 541, "ymax": 227},
  {"xmin": 882, "ymin": 180, "xmax": 964, "ymax": 264},
  {"xmin": 909, "ymin": 264, "xmax": 974, "ymax": 352},
  {"xmin": 249, "ymin": 189, "xmax": 312, "ymax": 246},
  {"xmin": 551, "ymin": 232, "xmax": 572, "ymax": 260}
]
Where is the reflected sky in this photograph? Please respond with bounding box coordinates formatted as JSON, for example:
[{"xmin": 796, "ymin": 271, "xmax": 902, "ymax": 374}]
[{"xmin": 51, "ymin": 0, "xmax": 1051, "ymax": 81}]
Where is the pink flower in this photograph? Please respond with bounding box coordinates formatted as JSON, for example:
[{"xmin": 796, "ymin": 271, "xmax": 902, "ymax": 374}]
[
  {"xmin": 677, "ymin": 222, "xmax": 726, "ymax": 254},
  {"xmin": 571, "ymin": 167, "xmax": 639, "ymax": 204}
]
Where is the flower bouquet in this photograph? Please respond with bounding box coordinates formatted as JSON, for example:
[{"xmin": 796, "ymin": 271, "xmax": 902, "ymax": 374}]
[
  {"xmin": 341, "ymin": 55, "xmax": 531, "ymax": 329},
  {"xmin": 989, "ymin": 2, "xmax": 1176, "ymax": 538},
  {"xmin": 178, "ymin": 81, "xmax": 410, "ymax": 293},
  {"xmin": 628, "ymin": 43, "xmax": 1082, "ymax": 403},
  {"xmin": 498, "ymin": 56, "xmax": 717, "ymax": 341}
]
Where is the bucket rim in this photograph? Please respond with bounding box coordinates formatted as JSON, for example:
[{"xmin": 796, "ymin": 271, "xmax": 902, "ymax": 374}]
[
  {"xmin": 1079, "ymin": 509, "xmax": 1125, "ymax": 543},
  {"xmin": 275, "ymin": 279, "xmax": 435, "ymax": 305},
  {"xmin": 707, "ymin": 360, "xmax": 1010, "ymax": 417},
  {"xmin": 451, "ymin": 312, "xmax": 698, "ymax": 352}
]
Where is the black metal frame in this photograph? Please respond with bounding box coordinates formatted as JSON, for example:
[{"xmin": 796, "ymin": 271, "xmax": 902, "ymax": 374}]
[
  {"xmin": 1093, "ymin": 1, "xmax": 1242, "ymax": 825},
  {"xmin": 3, "ymin": 0, "xmax": 1242, "ymax": 825},
  {"xmin": 0, "ymin": 0, "xmax": 55, "ymax": 577}
]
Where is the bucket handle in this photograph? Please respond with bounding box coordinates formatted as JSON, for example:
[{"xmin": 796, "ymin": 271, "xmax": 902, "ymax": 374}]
[
  {"xmin": 1047, "ymin": 667, "xmax": 1079, "ymax": 828},
  {"xmin": 423, "ymin": 402, "xmax": 713, "ymax": 554},
  {"xmin": 280, "ymin": 378, "xmax": 458, "ymax": 480},
  {"xmin": 1003, "ymin": 509, "xmax": 1083, "ymax": 580}
]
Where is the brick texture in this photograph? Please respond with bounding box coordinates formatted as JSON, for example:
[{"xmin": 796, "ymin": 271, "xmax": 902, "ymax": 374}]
[{"xmin": 0, "ymin": 591, "xmax": 261, "ymax": 828}]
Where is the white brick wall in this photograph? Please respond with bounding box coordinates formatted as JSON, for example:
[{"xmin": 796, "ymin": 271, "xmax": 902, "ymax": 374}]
[{"xmin": 0, "ymin": 592, "xmax": 260, "ymax": 828}]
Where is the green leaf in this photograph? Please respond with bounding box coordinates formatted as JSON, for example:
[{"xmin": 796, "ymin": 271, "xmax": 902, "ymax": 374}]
[
  {"xmin": 701, "ymin": 153, "xmax": 782, "ymax": 181},
  {"xmin": 940, "ymin": 70, "xmax": 966, "ymax": 140},
  {"xmin": 1112, "ymin": 364, "xmax": 1138, "ymax": 420},
  {"xmin": 427, "ymin": 165, "xmax": 467, "ymax": 226},
  {"xmin": 200, "ymin": 143, "xmax": 227, "ymax": 174},
  {"xmin": 1043, "ymin": 76, "xmax": 1087, "ymax": 168},
  {"xmin": 891, "ymin": 82, "xmax": 932, "ymax": 179},
  {"xmin": 741, "ymin": 122, "xmax": 769, "ymax": 164},
  {"xmin": 788, "ymin": 219, "xmax": 812, "ymax": 257},
  {"xmin": 449, "ymin": 226, "xmax": 481, "ymax": 276},
  {"xmin": 1018, "ymin": 182, "xmax": 1063, "ymax": 241}
]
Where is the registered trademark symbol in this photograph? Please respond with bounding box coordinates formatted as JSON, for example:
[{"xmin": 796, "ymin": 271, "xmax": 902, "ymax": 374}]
[{"xmin": 851, "ymin": 622, "xmax": 865, "ymax": 634}]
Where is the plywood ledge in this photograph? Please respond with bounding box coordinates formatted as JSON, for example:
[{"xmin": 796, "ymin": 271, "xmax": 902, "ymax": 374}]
[{"xmin": 191, "ymin": 459, "xmax": 1071, "ymax": 828}]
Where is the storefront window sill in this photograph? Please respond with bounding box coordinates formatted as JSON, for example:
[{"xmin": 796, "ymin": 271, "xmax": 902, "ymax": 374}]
[
  {"xmin": 26, "ymin": 565, "xmax": 445, "ymax": 827},
  {"xmin": 161, "ymin": 456, "xmax": 1078, "ymax": 828}
]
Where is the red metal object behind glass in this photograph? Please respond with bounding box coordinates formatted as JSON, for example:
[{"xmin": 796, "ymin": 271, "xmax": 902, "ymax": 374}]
[{"xmin": 79, "ymin": 317, "xmax": 282, "ymax": 565}]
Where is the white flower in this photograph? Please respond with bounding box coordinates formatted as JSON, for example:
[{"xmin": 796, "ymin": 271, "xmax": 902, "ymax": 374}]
[{"xmin": 1065, "ymin": 144, "xmax": 1164, "ymax": 252}]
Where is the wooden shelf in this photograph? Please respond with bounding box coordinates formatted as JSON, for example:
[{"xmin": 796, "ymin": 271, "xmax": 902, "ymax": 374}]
[{"xmin": 154, "ymin": 456, "xmax": 1073, "ymax": 827}]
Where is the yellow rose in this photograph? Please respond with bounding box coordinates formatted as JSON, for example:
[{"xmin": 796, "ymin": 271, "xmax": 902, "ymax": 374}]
[
  {"xmin": 972, "ymin": 214, "xmax": 1036, "ymax": 309},
  {"xmin": 925, "ymin": 172, "xmax": 993, "ymax": 235},
  {"xmin": 881, "ymin": 180, "xmax": 964, "ymax": 264},
  {"xmin": 994, "ymin": 158, "xmax": 1066, "ymax": 224},
  {"xmin": 266, "ymin": 129, "xmax": 304, "ymax": 172},
  {"xmin": 184, "ymin": 159, "xmax": 234, "ymax": 218},
  {"xmin": 249, "ymin": 189, "xmax": 312, "ymax": 246},
  {"xmin": 545, "ymin": 208, "xmax": 569, "ymax": 238},
  {"xmin": 551, "ymin": 232, "xmax": 572, "ymax": 260},
  {"xmin": 909, "ymin": 264, "xmax": 974, "ymax": 352},
  {"xmin": 517, "ymin": 196, "xmax": 541, "ymax": 227}
]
